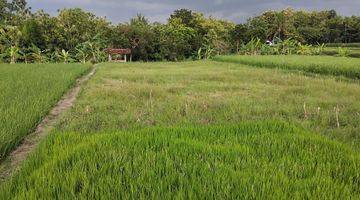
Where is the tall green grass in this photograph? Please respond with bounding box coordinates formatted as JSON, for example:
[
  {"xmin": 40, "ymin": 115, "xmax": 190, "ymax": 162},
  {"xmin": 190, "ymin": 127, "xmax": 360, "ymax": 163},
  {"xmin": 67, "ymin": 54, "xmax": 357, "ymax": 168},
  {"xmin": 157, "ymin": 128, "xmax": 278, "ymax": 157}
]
[
  {"xmin": 1, "ymin": 121, "xmax": 359, "ymax": 199},
  {"xmin": 0, "ymin": 63, "xmax": 91, "ymax": 160},
  {"xmin": 56, "ymin": 61, "xmax": 360, "ymax": 149},
  {"xmin": 213, "ymin": 55, "xmax": 360, "ymax": 79}
]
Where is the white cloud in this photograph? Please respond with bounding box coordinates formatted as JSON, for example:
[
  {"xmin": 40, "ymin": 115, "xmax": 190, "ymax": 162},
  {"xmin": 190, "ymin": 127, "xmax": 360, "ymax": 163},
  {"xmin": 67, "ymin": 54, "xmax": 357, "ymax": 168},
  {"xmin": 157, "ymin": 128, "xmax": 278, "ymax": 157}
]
[{"xmin": 27, "ymin": 0, "xmax": 360, "ymax": 23}]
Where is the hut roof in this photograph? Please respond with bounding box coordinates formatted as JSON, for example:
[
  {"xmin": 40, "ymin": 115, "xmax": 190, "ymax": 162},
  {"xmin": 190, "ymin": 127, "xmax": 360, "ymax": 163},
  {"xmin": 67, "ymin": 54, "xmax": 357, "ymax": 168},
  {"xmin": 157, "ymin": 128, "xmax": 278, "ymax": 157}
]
[{"xmin": 104, "ymin": 48, "xmax": 131, "ymax": 55}]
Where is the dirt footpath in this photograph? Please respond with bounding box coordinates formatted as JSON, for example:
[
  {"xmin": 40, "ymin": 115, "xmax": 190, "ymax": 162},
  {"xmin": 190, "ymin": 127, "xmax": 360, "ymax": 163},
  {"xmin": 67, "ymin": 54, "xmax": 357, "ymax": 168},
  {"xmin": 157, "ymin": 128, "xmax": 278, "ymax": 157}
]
[{"xmin": 0, "ymin": 65, "xmax": 96, "ymax": 181}]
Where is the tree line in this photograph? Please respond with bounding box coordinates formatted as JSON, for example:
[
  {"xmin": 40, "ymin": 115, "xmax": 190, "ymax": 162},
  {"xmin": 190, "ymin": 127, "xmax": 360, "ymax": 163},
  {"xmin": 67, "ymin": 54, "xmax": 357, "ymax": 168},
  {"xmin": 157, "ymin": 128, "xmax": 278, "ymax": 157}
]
[{"xmin": 1, "ymin": 0, "xmax": 360, "ymax": 63}]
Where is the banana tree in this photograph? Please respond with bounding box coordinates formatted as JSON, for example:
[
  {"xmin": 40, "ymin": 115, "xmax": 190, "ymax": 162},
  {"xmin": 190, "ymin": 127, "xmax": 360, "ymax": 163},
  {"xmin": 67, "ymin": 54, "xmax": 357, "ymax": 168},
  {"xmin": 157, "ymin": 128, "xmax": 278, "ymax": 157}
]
[
  {"xmin": 204, "ymin": 45, "xmax": 214, "ymax": 59},
  {"xmin": 49, "ymin": 50, "xmax": 61, "ymax": 63},
  {"xmin": 60, "ymin": 49, "xmax": 70, "ymax": 63},
  {"xmin": 241, "ymin": 38, "xmax": 262, "ymax": 55},
  {"xmin": 296, "ymin": 43, "xmax": 312, "ymax": 55},
  {"xmin": 0, "ymin": 26, "xmax": 5, "ymax": 56},
  {"xmin": 279, "ymin": 38, "xmax": 298, "ymax": 55},
  {"xmin": 312, "ymin": 43, "xmax": 325, "ymax": 55},
  {"xmin": 75, "ymin": 46, "xmax": 88, "ymax": 64},
  {"xmin": 9, "ymin": 46, "xmax": 20, "ymax": 64},
  {"xmin": 75, "ymin": 34, "xmax": 107, "ymax": 64},
  {"xmin": 197, "ymin": 48, "xmax": 202, "ymax": 60},
  {"xmin": 30, "ymin": 44, "xmax": 48, "ymax": 63}
]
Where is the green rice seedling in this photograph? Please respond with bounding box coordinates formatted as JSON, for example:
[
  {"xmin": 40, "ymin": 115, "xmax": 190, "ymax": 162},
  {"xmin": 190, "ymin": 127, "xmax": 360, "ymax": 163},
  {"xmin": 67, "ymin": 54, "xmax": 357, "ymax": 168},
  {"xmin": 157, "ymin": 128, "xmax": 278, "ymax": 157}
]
[
  {"xmin": 0, "ymin": 63, "xmax": 91, "ymax": 161},
  {"xmin": 1, "ymin": 121, "xmax": 359, "ymax": 199},
  {"xmin": 213, "ymin": 55, "xmax": 360, "ymax": 79}
]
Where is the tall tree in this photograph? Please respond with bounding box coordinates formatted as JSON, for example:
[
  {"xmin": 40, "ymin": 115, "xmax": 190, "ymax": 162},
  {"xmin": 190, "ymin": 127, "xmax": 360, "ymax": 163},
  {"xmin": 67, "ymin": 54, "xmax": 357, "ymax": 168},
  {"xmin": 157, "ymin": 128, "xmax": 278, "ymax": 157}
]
[
  {"xmin": 262, "ymin": 8, "xmax": 296, "ymax": 41},
  {"xmin": 20, "ymin": 18, "xmax": 45, "ymax": 48},
  {"xmin": 169, "ymin": 9, "xmax": 195, "ymax": 28},
  {"xmin": 230, "ymin": 24, "xmax": 248, "ymax": 52},
  {"xmin": 0, "ymin": 0, "xmax": 8, "ymax": 22}
]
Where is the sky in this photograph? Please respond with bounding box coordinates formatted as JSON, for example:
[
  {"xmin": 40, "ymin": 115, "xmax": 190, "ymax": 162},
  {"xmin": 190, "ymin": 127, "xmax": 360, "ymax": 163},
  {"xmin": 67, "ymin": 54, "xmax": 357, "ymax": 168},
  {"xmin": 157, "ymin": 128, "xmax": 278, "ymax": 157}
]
[{"xmin": 27, "ymin": 0, "xmax": 360, "ymax": 23}]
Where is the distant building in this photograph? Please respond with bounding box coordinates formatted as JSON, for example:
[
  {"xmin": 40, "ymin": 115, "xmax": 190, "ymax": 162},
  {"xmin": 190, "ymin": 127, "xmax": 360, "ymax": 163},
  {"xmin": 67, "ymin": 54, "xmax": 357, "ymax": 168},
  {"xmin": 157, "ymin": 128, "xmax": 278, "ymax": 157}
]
[{"xmin": 266, "ymin": 40, "xmax": 274, "ymax": 46}]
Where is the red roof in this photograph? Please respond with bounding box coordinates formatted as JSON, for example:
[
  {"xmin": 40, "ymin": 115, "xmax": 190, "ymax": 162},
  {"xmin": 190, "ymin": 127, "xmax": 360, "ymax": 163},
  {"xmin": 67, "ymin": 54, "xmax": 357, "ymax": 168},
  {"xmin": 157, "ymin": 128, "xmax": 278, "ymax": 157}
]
[{"xmin": 105, "ymin": 48, "xmax": 131, "ymax": 55}]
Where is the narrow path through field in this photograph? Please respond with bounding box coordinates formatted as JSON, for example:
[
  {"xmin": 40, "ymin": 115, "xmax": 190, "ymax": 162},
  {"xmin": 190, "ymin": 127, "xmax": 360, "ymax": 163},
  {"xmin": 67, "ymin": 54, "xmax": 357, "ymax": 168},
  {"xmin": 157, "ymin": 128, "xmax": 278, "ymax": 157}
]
[{"xmin": 0, "ymin": 65, "xmax": 96, "ymax": 181}]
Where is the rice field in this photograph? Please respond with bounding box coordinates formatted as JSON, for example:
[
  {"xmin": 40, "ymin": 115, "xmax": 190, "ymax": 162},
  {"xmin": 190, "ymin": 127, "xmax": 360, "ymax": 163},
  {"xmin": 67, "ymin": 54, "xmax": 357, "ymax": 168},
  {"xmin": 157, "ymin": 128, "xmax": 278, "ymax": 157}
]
[
  {"xmin": 322, "ymin": 48, "xmax": 360, "ymax": 58},
  {"xmin": 1, "ymin": 59, "xmax": 360, "ymax": 199},
  {"xmin": 213, "ymin": 55, "xmax": 360, "ymax": 79},
  {"xmin": 326, "ymin": 43, "xmax": 360, "ymax": 48},
  {"xmin": 0, "ymin": 63, "xmax": 91, "ymax": 160},
  {"xmin": 1, "ymin": 121, "xmax": 359, "ymax": 199},
  {"xmin": 54, "ymin": 61, "xmax": 360, "ymax": 149}
]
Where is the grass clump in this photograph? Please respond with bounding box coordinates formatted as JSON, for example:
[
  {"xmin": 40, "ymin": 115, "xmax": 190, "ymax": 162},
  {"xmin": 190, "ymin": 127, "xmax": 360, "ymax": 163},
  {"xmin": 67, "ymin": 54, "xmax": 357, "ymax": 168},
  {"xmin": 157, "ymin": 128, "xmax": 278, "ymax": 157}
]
[
  {"xmin": 1, "ymin": 121, "xmax": 359, "ymax": 199},
  {"xmin": 0, "ymin": 63, "xmax": 91, "ymax": 160},
  {"xmin": 213, "ymin": 55, "xmax": 360, "ymax": 79}
]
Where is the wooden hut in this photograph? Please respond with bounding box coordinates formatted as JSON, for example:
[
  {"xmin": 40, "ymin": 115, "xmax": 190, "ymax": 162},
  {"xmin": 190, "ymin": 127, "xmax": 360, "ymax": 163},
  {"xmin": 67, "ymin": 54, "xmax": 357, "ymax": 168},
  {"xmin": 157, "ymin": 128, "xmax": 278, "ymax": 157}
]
[{"xmin": 104, "ymin": 48, "xmax": 132, "ymax": 62}]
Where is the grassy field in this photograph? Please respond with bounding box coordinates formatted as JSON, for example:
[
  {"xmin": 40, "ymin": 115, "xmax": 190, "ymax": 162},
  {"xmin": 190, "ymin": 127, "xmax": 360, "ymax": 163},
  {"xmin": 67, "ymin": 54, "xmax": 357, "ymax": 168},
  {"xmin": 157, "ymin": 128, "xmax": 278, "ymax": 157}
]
[
  {"xmin": 54, "ymin": 61, "xmax": 360, "ymax": 148},
  {"xmin": 320, "ymin": 43, "xmax": 360, "ymax": 58},
  {"xmin": 0, "ymin": 63, "xmax": 91, "ymax": 160},
  {"xmin": 326, "ymin": 43, "xmax": 360, "ymax": 48},
  {"xmin": 1, "ymin": 60, "xmax": 359, "ymax": 198},
  {"xmin": 1, "ymin": 122, "xmax": 359, "ymax": 199},
  {"xmin": 213, "ymin": 55, "xmax": 360, "ymax": 79},
  {"xmin": 321, "ymin": 46, "xmax": 360, "ymax": 58}
]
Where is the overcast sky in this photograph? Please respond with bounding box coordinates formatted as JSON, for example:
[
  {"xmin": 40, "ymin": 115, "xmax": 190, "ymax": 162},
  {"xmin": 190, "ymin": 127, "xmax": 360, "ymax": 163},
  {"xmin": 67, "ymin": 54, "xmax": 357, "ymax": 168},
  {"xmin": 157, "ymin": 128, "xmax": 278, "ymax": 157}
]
[{"xmin": 27, "ymin": 0, "xmax": 360, "ymax": 23}]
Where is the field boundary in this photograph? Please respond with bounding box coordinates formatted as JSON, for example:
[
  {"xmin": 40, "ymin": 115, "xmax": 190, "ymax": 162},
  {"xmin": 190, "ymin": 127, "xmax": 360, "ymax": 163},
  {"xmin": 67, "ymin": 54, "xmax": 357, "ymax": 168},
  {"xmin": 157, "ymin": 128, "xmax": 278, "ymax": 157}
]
[
  {"xmin": 213, "ymin": 55, "xmax": 360, "ymax": 80},
  {"xmin": 0, "ymin": 65, "xmax": 97, "ymax": 181}
]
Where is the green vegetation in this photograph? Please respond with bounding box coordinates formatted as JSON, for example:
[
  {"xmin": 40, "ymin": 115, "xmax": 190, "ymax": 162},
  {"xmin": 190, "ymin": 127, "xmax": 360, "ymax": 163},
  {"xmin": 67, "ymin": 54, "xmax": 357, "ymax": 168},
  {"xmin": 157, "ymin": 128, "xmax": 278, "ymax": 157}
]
[
  {"xmin": 213, "ymin": 55, "xmax": 360, "ymax": 79},
  {"xmin": 322, "ymin": 46, "xmax": 360, "ymax": 58},
  {"xmin": 2, "ymin": 1, "xmax": 360, "ymax": 62},
  {"xmin": 1, "ymin": 60, "xmax": 360, "ymax": 198},
  {"xmin": 0, "ymin": 63, "xmax": 91, "ymax": 160},
  {"xmin": 1, "ymin": 1, "xmax": 360, "ymax": 198},
  {"xmin": 1, "ymin": 121, "xmax": 359, "ymax": 199},
  {"xmin": 52, "ymin": 61, "xmax": 360, "ymax": 148},
  {"xmin": 326, "ymin": 43, "xmax": 360, "ymax": 48},
  {"xmin": 235, "ymin": 38, "xmax": 325, "ymax": 56}
]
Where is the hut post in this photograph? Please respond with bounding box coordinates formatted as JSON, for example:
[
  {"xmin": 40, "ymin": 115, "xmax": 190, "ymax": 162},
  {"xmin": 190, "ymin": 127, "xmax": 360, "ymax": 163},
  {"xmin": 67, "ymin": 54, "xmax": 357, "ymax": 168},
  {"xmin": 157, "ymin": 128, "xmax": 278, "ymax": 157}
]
[
  {"xmin": 108, "ymin": 53, "xmax": 112, "ymax": 62},
  {"xmin": 125, "ymin": 54, "xmax": 127, "ymax": 62}
]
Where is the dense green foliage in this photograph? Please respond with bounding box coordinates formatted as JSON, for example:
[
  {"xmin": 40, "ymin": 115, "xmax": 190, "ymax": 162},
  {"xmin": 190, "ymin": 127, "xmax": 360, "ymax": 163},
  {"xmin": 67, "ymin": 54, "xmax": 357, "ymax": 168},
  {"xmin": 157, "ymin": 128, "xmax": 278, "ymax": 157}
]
[
  {"xmin": 0, "ymin": 63, "xmax": 91, "ymax": 160},
  {"xmin": 214, "ymin": 55, "xmax": 360, "ymax": 79},
  {"xmin": 234, "ymin": 38, "xmax": 326, "ymax": 56},
  {"xmin": 55, "ymin": 61, "xmax": 360, "ymax": 149},
  {"xmin": 1, "ymin": 122, "xmax": 359, "ymax": 199},
  {"xmin": 241, "ymin": 9, "xmax": 360, "ymax": 44},
  {"xmin": 1, "ymin": 1, "xmax": 360, "ymax": 62}
]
